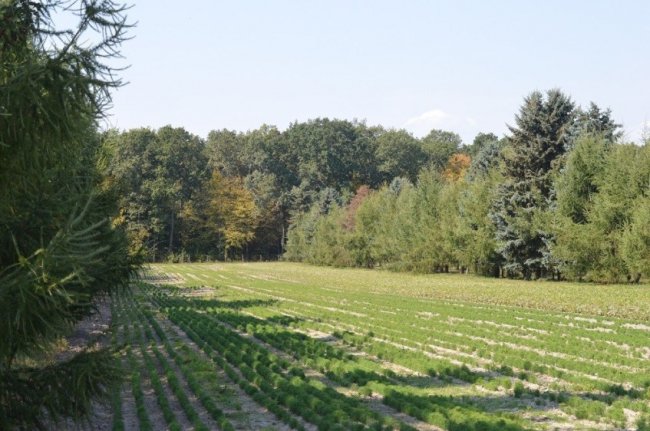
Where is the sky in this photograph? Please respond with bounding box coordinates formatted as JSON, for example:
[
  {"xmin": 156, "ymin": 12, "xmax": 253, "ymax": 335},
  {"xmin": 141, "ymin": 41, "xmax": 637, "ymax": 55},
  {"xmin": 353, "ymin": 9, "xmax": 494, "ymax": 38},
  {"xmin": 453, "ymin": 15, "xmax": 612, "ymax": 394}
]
[{"xmin": 98, "ymin": 1, "xmax": 649, "ymax": 144}]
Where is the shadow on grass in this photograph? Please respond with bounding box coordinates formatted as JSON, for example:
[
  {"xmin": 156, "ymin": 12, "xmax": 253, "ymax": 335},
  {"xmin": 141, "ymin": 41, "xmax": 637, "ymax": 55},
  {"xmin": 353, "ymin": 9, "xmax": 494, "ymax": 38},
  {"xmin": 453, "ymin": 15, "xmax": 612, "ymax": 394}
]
[
  {"xmin": 264, "ymin": 315, "xmax": 304, "ymax": 327},
  {"xmin": 165, "ymin": 296, "xmax": 279, "ymax": 311},
  {"xmin": 195, "ymin": 310, "xmax": 549, "ymax": 427},
  {"xmin": 161, "ymin": 295, "xmax": 640, "ymax": 430}
]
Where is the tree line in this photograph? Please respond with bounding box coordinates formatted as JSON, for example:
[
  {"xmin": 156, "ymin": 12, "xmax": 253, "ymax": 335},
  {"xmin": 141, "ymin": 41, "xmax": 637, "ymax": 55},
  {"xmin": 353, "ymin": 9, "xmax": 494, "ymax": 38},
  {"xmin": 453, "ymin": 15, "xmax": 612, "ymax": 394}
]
[
  {"xmin": 102, "ymin": 90, "xmax": 649, "ymax": 283},
  {"xmin": 101, "ymin": 120, "xmax": 470, "ymax": 261}
]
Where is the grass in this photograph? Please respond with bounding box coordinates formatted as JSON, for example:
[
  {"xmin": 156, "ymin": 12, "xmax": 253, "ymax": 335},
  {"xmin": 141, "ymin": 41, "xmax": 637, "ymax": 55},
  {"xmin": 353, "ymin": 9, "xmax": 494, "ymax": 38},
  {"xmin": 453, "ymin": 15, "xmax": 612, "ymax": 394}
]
[
  {"xmin": 157, "ymin": 261, "xmax": 650, "ymax": 319},
  {"xmin": 134, "ymin": 262, "xmax": 650, "ymax": 430}
]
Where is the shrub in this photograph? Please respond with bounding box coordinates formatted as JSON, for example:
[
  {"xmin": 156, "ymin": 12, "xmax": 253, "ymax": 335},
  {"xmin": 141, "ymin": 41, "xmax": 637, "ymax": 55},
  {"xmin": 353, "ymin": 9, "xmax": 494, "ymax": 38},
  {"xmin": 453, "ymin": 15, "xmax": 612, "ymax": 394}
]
[{"xmin": 513, "ymin": 382, "xmax": 525, "ymax": 398}]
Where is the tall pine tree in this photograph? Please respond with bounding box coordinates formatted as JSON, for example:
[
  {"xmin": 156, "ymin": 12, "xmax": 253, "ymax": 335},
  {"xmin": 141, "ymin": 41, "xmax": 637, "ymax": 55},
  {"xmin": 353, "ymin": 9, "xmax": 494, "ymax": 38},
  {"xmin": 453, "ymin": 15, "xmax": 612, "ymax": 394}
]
[
  {"xmin": 491, "ymin": 90, "xmax": 575, "ymax": 279},
  {"xmin": 0, "ymin": 1, "xmax": 135, "ymax": 428}
]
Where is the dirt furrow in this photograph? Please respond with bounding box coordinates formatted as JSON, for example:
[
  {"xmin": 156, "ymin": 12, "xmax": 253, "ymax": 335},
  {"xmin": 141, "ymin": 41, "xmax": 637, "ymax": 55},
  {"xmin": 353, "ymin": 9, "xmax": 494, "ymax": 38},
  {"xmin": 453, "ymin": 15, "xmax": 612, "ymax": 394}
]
[
  {"xmin": 204, "ymin": 313, "xmax": 442, "ymax": 431},
  {"xmin": 160, "ymin": 316, "xmax": 297, "ymax": 431}
]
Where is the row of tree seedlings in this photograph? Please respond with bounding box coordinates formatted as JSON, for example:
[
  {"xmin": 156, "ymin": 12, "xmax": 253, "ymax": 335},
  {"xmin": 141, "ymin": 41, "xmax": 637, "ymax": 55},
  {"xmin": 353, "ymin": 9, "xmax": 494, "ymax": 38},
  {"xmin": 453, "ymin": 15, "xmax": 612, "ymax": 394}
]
[{"xmin": 160, "ymin": 294, "xmax": 416, "ymax": 431}]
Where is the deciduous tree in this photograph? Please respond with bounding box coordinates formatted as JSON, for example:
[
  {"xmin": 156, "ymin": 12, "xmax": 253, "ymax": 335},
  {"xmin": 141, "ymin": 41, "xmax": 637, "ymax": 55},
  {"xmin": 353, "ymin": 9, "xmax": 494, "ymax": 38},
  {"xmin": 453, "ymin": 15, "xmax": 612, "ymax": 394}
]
[
  {"xmin": 421, "ymin": 129, "xmax": 463, "ymax": 170},
  {"xmin": 207, "ymin": 172, "xmax": 259, "ymax": 259}
]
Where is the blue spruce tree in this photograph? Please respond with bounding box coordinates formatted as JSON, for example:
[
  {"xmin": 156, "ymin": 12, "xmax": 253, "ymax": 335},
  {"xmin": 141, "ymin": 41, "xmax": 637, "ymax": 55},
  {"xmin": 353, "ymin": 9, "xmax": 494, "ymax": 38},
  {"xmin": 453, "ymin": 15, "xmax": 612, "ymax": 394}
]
[{"xmin": 491, "ymin": 90, "xmax": 575, "ymax": 279}]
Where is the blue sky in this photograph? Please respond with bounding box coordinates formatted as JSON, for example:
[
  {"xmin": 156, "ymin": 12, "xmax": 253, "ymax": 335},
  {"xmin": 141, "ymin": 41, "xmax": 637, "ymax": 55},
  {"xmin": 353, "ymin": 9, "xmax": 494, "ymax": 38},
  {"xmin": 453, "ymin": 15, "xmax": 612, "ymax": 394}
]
[{"xmin": 104, "ymin": 1, "xmax": 649, "ymax": 144}]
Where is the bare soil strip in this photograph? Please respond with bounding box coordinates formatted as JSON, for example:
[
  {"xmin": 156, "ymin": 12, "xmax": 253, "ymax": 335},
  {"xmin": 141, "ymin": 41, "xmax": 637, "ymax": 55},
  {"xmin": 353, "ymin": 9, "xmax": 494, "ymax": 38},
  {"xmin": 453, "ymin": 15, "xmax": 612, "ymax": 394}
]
[
  {"xmin": 157, "ymin": 343, "xmax": 224, "ymax": 430},
  {"xmin": 130, "ymin": 346, "xmax": 169, "ymax": 430},
  {"xmin": 53, "ymin": 299, "xmax": 115, "ymax": 430},
  {"xmin": 119, "ymin": 385, "xmax": 140, "ymax": 431},
  {"xmin": 141, "ymin": 319, "xmax": 207, "ymax": 430}
]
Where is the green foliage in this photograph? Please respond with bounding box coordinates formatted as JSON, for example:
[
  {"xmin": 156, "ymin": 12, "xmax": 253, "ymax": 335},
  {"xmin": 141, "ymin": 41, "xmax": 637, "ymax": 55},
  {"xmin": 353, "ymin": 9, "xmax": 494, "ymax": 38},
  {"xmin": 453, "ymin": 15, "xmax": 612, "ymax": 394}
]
[
  {"xmin": 513, "ymin": 382, "xmax": 525, "ymax": 398},
  {"xmin": 455, "ymin": 172, "xmax": 502, "ymax": 275},
  {"xmin": 570, "ymin": 102, "xmax": 622, "ymax": 145},
  {"xmin": 283, "ymin": 118, "xmax": 381, "ymax": 191},
  {"xmin": 466, "ymin": 138, "xmax": 503, "ymax": 181},
  {"xmin": 109, "ymin": 119, "xmax": 395, "ymax": 261},
  {"xmin": 421, "ymin": 129, "xmax": 463, "ymax": 170},
  {"xmin": 155, "ymin": 263, "xmax": 650, "ymax": 428},
  {"xmin": 550, "ymin": 141, "xmax": 650, "ymax": 281},
  {"xmin": 375, "ymin": 129, "xmax": 427, "ymax": 183},
  {"xmin": 405, "ymin": 169, "xmax": 452, "ymax": 272},
  {"xmin": 288, "ymin": 169, "xmax": 470, "ymax": 273},
  {"xmin": 1, "ymin": 348, "xmax": 123, "ymax": 429},
  {"xmin": 0, "ymin": 0, "xmax": 136, "ymax": 428},
  {"xmin": 207, "ymin": 128, "xmax": 261, "ymax": 177},
  {"xmin": 555, "ymin": 135, "xmax": 609, "ymax": 224},
  {"xmin": 281, "ymin": 91, "xmax": 648, "ymax": 284},
  {"xmin": 103, "ymin": 126, "xmax": 208, "ymax": 259},
  {"xmin": 492, "ymin": 89, "xmax": 575, "ymax": 279},
  {"xmin": 638, "ymin": 416, "xmax": 650, "ymax": 431},
  {"xmin": 99, "ymin": 78, "xmax": 648, "ymax": 283},
  {"xmin": 620, "ymin": 196, "xmax": 650, "ymax": 278},
  {"xmin": 466, "ymin": 132, "xmax": 499, "ymax": 157}
]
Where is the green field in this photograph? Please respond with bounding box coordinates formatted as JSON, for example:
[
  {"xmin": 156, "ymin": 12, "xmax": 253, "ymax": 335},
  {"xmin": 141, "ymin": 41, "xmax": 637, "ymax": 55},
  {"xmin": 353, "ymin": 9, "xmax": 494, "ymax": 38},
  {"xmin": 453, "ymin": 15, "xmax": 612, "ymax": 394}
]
[{"xmin": 112, "ymin": 262, "xmax": 650, "ymax": 430}]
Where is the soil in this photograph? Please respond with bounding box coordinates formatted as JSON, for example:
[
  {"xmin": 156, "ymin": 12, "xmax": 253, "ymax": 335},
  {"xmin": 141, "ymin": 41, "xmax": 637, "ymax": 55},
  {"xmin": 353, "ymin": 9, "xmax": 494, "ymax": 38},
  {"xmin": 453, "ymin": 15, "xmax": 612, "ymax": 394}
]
[
  {"xmin": 52, "ymin": 298, "xmax": 114, "ymax": 430},
  {"xmin": 160, "ymin": 315, "xmax": 296, "ymax": 431},
  {"xmin": 206, "ymin": 312, "xmax": 441, "ymax": 431}
]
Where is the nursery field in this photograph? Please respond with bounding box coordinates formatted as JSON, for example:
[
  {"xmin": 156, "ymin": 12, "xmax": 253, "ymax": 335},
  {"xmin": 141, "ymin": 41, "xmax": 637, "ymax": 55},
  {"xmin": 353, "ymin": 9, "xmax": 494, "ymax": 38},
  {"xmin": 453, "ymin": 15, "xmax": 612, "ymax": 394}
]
[{"xmin": 111, "ymin": 262, "xmax": 650, "ymax": 431}]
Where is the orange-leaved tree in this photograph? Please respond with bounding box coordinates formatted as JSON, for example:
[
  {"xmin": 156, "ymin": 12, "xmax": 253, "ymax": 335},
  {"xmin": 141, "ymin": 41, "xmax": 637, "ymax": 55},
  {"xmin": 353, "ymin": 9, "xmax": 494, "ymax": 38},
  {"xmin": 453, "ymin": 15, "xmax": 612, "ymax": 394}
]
[{"xmin": 443, "ymin": 153, "xmax": 472, "ymax": 182}]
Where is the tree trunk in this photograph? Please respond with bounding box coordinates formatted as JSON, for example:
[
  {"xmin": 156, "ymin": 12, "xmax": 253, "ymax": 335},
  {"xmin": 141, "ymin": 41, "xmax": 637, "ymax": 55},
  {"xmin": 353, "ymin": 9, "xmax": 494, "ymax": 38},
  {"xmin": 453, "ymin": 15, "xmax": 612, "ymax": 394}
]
[
  {"xmin": 280, "ymin": 225, "xmax": 285, "ymax": 256},
  {"xmin": 169, "ymin": 209, "xmax": 175, "ymax": 254}
]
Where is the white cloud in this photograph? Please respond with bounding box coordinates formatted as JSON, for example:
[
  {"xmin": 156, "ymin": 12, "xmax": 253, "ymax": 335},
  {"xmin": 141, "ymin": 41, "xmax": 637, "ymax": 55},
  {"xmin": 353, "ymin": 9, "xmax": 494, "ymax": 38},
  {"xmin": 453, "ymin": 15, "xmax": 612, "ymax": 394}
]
[
  {"xmin": 404, "ymin": 109, "xmax": 451, "ymax": 129},
  {"xmin": 403, "ymin": 109, "xmax": 458, "ymax": 138},
  {"xmin": 402, "ymin": 109, "xmax": 480, "ymax": 141}
]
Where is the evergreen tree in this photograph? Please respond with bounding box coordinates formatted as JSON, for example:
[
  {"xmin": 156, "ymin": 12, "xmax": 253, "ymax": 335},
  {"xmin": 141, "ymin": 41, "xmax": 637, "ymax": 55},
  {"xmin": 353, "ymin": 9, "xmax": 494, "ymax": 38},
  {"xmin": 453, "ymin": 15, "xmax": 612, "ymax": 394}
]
[
  {"xmin": 586, "ymin": 143, "xmax": 650, "ymax": 281},
  {"xmin": 555, "ymin": 135, "xmax": 609, "ymax": 224},
  {"xmin": 466, "ymin": 132, "xmax": 499, "ymax": 157},
  {"xmin": 456, "ymin": 172, "xmax": 503, "ymax": 276},
  {"xmin": 570, "ymin": 102, "xmax": 622, "ymax": 145},
  {"xmin": 621, "ymin": 196, "xmax": 650, "ymax": 282},
  {"xmin": 0, "ymin": 1, "xmax": 135, "ymax": 428},
  {"xmin": 491, "ymin": 90, "xmax": 575, "ymax": 279},
  {"xmin": 546, "ymin": 135, "xmax": 610, "ymax": 280},
  {"xmin": 466, "ymin": 138, "xmax": 503, "ymax": 181}
]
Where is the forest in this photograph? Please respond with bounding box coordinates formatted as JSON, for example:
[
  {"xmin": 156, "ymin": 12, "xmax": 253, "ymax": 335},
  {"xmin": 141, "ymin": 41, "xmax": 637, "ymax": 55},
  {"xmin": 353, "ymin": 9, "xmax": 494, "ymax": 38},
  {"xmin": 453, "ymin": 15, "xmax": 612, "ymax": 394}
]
[{"xmin": 103, "ymin": 94, "xmax": 650, "ymax": 283}]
